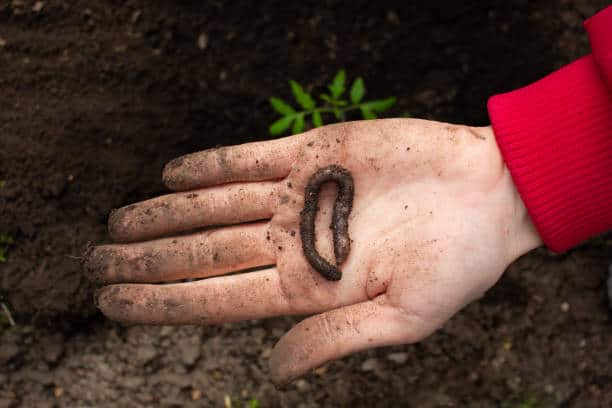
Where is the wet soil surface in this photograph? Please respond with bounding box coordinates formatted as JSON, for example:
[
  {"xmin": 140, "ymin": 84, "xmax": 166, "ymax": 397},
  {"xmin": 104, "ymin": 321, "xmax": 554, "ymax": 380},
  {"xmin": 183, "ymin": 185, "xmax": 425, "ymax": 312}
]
[{"xmin": 1, "ymin": 0, "xmax": 611, "ymax": 406}]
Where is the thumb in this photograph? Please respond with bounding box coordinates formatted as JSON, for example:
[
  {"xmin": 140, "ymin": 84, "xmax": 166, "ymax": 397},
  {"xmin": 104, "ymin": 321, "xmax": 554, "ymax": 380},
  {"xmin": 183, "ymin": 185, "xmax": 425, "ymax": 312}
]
[{"xmin": 269, "ymin": 295, "xmax": 435, "ymax": 386}]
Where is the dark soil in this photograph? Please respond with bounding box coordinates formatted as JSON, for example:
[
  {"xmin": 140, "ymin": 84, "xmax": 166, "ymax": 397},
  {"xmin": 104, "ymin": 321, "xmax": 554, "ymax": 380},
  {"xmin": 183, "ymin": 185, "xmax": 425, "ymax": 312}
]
[{"xmin": 1, "ymin": 0, "xmax": 611, "ymax": 406}]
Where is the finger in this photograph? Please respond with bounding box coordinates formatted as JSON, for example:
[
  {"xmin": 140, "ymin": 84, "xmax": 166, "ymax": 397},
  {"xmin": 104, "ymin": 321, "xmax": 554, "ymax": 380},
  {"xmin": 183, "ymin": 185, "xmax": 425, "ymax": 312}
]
[
  {"xmin": 163, "ymin": 136, "xmax": 302, "ymax": 191},
  {"xmin": 109, "ymin": 181, "xmax": 277, "ymax": 243},
  {"xmin": 96, "ymin": 267, "xmax": 291, "ymax": 325},
  {"xmin": 269, "ymin": 296, "xmax": 435, "ymax": 386},
  {"xmin": 85, "ymin": 222, "xmax": 274, "ymax": 284}
]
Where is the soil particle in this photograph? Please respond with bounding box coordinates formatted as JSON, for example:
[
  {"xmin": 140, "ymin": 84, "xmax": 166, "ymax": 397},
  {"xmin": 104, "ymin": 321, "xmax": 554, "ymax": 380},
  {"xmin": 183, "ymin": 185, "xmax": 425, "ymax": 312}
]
[
  {"xmin": 197, "ymin": 33, "xmax": 209, "ymax": 51},
  {"xmin": 41, "ymin": 172, "xmax": 68, "ymax": 198},
  {"xmin": 42, "ymin": 334, "xmax": 64, "ymax": 364},
  {"xmin": 387, "ymin": 352, "xmax": 408, "ymax": 364},
  {"xmin": 123, "ymin": 376, "xmax": 146, "ymax": 390},
  {"xmin": 295, "ymin": 379, "xmax": 311, "ymax": 393},
  {"xmin": 179, "ymin": 336, "xmax": 201, "ymax": 367},
  {"xmin": 360, "ymin": 357, "xmax": 380, "ymax": 372},
  {"xmin": 0, "ymin": 342, "xmax": 20, "ymax": 364},
  {"xmin": 136, "ymin": 345, "xmax": 158, "ymax": 366}
]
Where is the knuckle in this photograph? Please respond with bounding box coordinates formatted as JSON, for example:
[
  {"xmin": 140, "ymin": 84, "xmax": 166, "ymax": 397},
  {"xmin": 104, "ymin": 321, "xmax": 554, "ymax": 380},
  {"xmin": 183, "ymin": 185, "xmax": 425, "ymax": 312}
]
[{"xmin": 313, "ymin": 312, "xmax": 338, "ymax": 342}]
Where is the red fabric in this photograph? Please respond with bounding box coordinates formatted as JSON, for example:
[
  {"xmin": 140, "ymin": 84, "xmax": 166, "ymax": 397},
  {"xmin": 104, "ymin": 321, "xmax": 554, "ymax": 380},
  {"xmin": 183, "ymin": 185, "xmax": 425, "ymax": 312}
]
[
  {"xmin": 585, "ymin": 6, "xmax": 612, "ymax": 90},
  {"xmin": 488, "ymin": 6, "xmax": 612, "ymax": 252}
]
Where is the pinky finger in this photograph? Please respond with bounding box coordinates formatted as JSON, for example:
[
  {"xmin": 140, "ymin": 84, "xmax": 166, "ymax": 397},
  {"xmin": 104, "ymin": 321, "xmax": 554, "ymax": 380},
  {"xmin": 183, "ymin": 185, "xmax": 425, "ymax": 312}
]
[{"xmin": 269, "ymin": 296, "xmax": 437, "ymax": 386}]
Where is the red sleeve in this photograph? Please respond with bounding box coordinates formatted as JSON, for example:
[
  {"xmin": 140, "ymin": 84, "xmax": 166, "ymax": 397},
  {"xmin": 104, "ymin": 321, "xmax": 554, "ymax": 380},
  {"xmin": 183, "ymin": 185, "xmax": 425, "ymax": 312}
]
[{"xmin": 487, "ymin": 6, "xmax": 612, "ymax": 253}]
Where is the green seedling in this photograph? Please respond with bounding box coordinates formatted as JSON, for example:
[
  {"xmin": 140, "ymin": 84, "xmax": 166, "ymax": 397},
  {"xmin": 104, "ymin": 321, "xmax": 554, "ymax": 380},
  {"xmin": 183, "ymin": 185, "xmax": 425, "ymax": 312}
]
[
  {"xmin": 247, "ymin": 399, "xmax": 260, "ymax": 408},
  {"xmin": 269, "ymin": 69, "xmax": 396, "ymax": 135},
  {"xmin": 0, "ymin": 233, "xmax": 14, "ymax": 263},
  {"xmin": 0, "ymin": 293, "xmax": 15, "ymax": 327},
  {"xmin": 224, "ymin": 395, "xmax": 261, "ymax": 408},
  {"xmin": 517, "ymin": 399, "xmax": 537, "ymax": 408}
]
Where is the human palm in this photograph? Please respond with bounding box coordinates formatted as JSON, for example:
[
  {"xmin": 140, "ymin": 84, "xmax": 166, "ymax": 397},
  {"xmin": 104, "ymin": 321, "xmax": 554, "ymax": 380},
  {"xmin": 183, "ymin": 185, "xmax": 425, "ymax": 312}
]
[{"xmin": 86, "ymin": 119, "xmax": 540, "ymax": 384}]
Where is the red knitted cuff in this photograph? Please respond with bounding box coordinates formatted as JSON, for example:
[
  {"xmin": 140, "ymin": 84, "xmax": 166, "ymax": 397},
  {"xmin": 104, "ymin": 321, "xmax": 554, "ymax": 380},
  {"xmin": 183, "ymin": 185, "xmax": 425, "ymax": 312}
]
[
  {"xmin": 488, "ymin": 56, "xmax": 612, "ymax": 252},
  {"xmin": 585, "ymin": 6, "xmax": 612, "ymax": 90}
]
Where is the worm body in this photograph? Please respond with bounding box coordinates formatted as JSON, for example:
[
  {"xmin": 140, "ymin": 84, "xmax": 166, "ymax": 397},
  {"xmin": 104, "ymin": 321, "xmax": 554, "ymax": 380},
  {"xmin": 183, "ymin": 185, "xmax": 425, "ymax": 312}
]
[{"xmin": 299, "ymin": 165, "xmax": 354, "ymax": 281}]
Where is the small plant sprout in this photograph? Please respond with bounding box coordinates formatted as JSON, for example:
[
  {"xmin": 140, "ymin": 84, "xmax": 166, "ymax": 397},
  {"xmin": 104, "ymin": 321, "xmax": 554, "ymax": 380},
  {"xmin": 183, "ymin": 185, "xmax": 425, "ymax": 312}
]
[
  {"xmin": 269, "ymin": 69, "xmax": 396, "ymax": 135},
  {"xmin": 247, "ymin": 399, "xmax": 260, "ymax": 408},
  {"xmin": 0, "ymin": 293, "xmax": 15, "ymax": 327},
  {"xmin": 223, "ymin": 395, "xmax": 260, "ymax": 408},
  {"xmin": 0, "ymin": 233, "xmax": 14, "ymax": 263}
]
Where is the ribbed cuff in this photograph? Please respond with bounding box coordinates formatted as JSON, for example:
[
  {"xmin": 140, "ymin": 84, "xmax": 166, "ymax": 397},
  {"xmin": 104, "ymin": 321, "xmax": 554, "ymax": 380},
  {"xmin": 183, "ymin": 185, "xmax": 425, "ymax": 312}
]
[
  {"xmin": 585, "ymin": 6, "xmax": 612, "ymax": 90},
  {"xmin": 488, "ymin": 55, "xmax": 612, "ymax": 252}
]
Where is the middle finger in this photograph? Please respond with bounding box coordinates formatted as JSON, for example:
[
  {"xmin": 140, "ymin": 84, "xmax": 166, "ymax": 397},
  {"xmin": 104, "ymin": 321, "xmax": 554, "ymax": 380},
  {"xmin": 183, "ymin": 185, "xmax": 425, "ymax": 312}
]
[{"xmin": 109, "ymin": 181, "xmax": 279, "ymax": 243}]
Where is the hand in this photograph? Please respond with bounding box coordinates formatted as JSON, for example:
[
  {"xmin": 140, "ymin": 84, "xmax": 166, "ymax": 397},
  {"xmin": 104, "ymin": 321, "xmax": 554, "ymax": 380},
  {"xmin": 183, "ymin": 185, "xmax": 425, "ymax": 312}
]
[{"xmin": 85, "ymin": 119, "xmax": 541, "ymax": 385}]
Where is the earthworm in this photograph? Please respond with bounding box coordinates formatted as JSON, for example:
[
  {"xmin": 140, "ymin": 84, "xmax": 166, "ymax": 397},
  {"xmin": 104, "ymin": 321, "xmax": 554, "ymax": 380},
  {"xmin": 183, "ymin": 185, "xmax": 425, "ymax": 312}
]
[{"xmin": 299, "ymin": 165, "xmax": 354, "ymax": 281}]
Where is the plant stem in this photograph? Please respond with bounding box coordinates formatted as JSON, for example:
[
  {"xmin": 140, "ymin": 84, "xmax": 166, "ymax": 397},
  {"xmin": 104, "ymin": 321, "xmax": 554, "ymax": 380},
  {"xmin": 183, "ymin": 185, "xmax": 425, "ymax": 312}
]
[
  {"xmin": 309, "ymin": 104, "xmax": 362, "ymax": 115},
  {"xmin": 283, "ymin": 104, "xmax": 362, "ymax": 124},
  {"xmin": 1, "ymin": 303, "xmax": 15, "ymax": 326}
]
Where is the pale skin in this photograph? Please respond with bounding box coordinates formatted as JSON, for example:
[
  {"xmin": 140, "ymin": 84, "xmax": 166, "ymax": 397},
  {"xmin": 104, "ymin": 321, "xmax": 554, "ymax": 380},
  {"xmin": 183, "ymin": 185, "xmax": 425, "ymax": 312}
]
[{"xmin": 84, "ymin": 118, "xmax": 542, "ymax": 385}]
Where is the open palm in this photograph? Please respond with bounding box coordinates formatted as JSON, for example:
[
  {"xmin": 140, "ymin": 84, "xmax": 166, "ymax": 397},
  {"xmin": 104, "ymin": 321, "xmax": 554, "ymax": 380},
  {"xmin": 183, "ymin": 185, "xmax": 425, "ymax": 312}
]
[{"xmin": 86, "ymin": 119, "xmax": 540, "ymax": 384}]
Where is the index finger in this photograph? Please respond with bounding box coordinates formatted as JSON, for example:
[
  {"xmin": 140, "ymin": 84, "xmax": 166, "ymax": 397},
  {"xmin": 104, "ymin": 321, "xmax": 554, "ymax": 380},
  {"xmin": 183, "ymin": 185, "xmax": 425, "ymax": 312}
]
[{"xmin": 163, "ymin": 135, "xmax": 303, "ymax": 191}]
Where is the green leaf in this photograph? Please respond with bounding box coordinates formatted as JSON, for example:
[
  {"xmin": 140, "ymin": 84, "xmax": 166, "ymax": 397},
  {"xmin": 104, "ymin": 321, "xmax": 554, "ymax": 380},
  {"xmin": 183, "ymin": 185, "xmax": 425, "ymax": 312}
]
[
  {"xmin": 248, "ymin": 399, "xmax": 260, "ymax": 408},
  {"xmin": 362, "ymin": 97, "xmax": 396, "ymax": 113},
  {"xmin": 269, "ymin": 116, "xmax": 294, "ymax": 135},
  {"xmin": 320, "ymin": 93, "xmax": 348, "ymax": 107},
  {"xmin": 312, "ymin": 111, "xmax": 323, "ymax": 127},
  {"xmin": 292, "ymin": 114, "xmax": 305, "ymax": 134},
  {"xmin": 269, "ymin": 97, "xmax": 295, "ymax": 116},
  {"xmin": 0, "ymin": 234, "xmax": 13, "ymax": 245},
  {"xmin": 328, "ymin": 69, "xmax": 346, "ymax": 98},
  {"xmin": 360, "ymin": 107, "xmax": 377, "ymax": 120},
  {"xmin": 289, "ymin": 80, "xmax": 315, "ymax": 110},
  {"xmin": 319, "ymin": 93, "xmax": 333, "ymax": 103},
  {"xmin": 349, "ymin": 77, "xmax": 365, "ymax": 104}
]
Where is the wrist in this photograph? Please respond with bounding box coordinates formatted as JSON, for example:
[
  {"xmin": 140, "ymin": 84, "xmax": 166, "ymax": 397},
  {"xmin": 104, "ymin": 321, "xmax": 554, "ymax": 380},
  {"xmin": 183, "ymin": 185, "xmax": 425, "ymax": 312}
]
[
  {"xmin": 481, "ymin": 125, "xmax": 543, "ymax": 265},
  {"xmin": 503, "ymin": 163, "xmax": 543, "ymax": 262}
]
